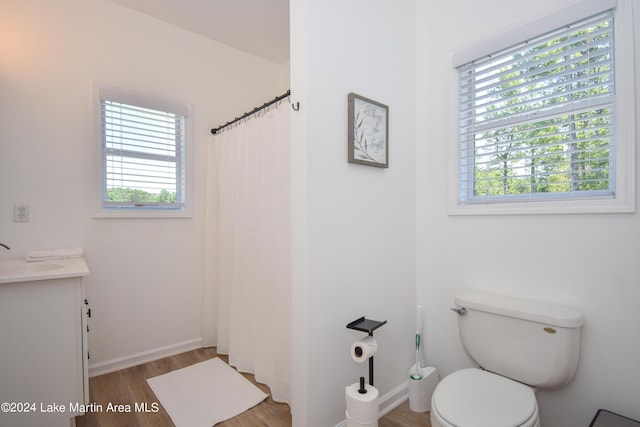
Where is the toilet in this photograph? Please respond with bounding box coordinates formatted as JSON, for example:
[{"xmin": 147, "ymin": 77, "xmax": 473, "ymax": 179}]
[{"xmin": 430, "ymin": 291, "xmax": 584, "ymax": 427}]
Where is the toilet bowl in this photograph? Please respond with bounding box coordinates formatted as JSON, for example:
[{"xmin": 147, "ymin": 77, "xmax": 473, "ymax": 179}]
[{"xmin": 430, "ymin": 368, "xmax": 539, "ymax": 427}]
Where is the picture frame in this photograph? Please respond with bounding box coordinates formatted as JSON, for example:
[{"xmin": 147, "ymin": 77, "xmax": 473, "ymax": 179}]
[{"xmin": 348, "ymin": 92, "xmax": 389, "ymax": 168}]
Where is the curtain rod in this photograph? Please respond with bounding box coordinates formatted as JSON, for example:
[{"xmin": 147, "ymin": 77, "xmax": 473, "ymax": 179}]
[{"xmin": 211, "ymin": 90, "xmax": 295, "ymax": 135}]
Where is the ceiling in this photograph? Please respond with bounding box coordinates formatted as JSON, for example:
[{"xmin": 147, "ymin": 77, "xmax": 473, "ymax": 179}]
[{"xmin": 109, "ymin": 0, "xmax": 290, "ymax": 64}]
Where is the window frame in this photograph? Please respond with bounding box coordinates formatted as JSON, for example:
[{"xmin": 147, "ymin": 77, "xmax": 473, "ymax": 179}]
[
  {"xmin": 448, "ymin": 0, "xmax": 635, "ymax": 215},
  {"xmin": 92, "ymin": 83, "xmax": 192, "ymax": 218}
]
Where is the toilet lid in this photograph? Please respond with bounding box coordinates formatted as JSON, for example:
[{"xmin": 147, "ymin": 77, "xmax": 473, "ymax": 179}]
[{"xmin": 433, "ymin": 368, "xmax": 537, "ymax": 427}]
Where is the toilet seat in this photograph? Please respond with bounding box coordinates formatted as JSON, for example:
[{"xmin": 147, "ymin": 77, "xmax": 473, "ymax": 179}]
[{"xmin": 431, "ymin": 368, "xmax": 538, "ymax": 427}]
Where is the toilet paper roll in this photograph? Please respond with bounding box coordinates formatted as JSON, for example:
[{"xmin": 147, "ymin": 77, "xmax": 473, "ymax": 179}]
[
  {"xmin": 346, "ymin": 410, "xmax": 379, "ymax": 427},
  {"xmin": 345, "ymin": 382, "xmax": 379, "ymax": 424},
  {"xmin": 351, "ymin": 336, "xmax": 378, "ymax": 363}
]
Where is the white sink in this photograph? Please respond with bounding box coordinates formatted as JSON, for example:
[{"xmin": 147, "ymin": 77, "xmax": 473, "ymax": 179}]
[{"xmin": 0, "ymin": 257, "xmax": 89, "ymax": 284}]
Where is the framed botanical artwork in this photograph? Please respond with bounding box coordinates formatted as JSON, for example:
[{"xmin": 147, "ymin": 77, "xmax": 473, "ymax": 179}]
[{"xmin": 348, "ymin": 92, "xmax": 389, "ymax": 168}]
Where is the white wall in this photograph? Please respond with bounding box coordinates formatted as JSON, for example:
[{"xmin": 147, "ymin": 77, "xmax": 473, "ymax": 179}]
[
  {"xmin": 0, "ymin": 0, "xmax": 287, "ymax": 371},
  {"xmin": 417, "ymin": 1, "xmax": 640, "ymax": 426},
  {"xmin": 291, "ymin": 1, "xmax": 417, "ymax": 425}
]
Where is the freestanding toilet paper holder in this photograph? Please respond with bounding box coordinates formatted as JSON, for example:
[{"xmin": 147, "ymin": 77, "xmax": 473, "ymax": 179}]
[{"xmin": 347, "ymin": 316, "xmax": 387, "ymax": 386}]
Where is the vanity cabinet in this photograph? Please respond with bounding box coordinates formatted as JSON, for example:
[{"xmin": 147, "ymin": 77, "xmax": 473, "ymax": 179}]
[{"xmin": 0, "ymin": 275, "xmax": 89, "ymax": 427}]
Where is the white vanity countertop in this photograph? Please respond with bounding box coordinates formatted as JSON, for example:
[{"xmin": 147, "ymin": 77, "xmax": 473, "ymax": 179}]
[{"xmin": 0, "ymin": 257, "xmax": 90, "ymax": 284}]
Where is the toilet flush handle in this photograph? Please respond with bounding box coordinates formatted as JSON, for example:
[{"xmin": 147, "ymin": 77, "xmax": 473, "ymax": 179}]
[{"xmin": 450, "ymin": 307, "xmax": 467, "ymax": 316}]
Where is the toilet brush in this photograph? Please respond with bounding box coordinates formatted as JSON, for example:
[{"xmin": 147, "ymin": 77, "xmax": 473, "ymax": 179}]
[{"xmin": 410, "ymin": 332, "xmax": 422, "ymax": 380}]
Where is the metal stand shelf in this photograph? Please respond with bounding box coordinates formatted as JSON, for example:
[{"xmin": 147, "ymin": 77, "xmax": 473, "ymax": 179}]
[{"xmin": 347, "ymin": 317, "xmax": 387, "ymax": 386}]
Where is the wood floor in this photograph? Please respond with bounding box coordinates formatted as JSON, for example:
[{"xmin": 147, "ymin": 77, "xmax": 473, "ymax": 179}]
[
  {"xmin": 75, "ymin": 348, "xmax": 430, "ymax": 427},
  {"xmin": 379, "ymin": 401, "xmax": 431, "ymax": 427}
]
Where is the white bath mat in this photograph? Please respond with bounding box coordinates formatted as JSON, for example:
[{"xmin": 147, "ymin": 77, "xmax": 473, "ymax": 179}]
[{"xmin": 147, "ymin": 357, "xmax": 268, "ymax": 427}]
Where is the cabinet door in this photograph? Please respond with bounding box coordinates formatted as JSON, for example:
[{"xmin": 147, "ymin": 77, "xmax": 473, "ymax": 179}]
[{"xmin": 0, "ymin": 278, "xmax": 84, "ymax": 427}]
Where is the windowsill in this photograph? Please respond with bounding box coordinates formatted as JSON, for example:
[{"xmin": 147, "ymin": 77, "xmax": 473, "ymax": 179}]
[
  {"xmin": 448, "ymin": 197, "xmax": 635, "ymax": 216},
  {"xmin": 93, "ymin": 209, "xmax": 192, "ymax": 219}
]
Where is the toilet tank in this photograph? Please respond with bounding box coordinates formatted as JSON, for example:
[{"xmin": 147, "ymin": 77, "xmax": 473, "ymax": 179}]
[{"xmin": 455, "ymin": 291, "xmax": 584, "ymax": 388}]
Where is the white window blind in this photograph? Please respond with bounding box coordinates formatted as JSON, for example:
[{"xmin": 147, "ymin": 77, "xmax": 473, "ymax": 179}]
[
  {"xmin": 457, "ymin": 10, "xmax": 616, "ymax": 205},
  {"xmin": 101, "ymin": 98, "xmax": 186, "ymax": 210}
]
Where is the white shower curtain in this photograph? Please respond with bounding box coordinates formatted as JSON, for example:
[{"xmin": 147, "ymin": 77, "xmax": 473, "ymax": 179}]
[{"xmin": 203, "ymin": 101, "xmax": 291, "ymax": 405}]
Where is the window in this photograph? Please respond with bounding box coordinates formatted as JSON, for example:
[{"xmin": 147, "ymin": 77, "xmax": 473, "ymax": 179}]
[
  {"xmin": 95, "ymin": 85, "xmax": 190, "ymax": 217},
  {"xmin": 451, "ymin": 0, "xmax": 635, "ymax": 214}
]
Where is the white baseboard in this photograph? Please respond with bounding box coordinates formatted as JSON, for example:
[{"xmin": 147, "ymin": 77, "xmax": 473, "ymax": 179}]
[
  {"xmin": 88, "ymin": 338, "xmax": 202, "ymax": 377},
  {"xmin": 335, "ymin": 381, "xmax": 409, "ymax": 427},
  {"xmin": 379, "ymin": 381, "xmax": 409, "ymax": 417}
]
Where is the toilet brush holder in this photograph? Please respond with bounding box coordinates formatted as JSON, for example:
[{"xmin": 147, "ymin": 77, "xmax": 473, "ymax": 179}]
[{"xmin": 408, "ymin": 364, "xmax": 439, "ymax": 413}]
